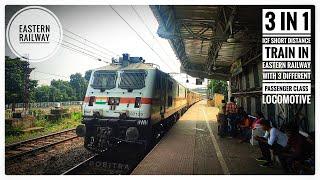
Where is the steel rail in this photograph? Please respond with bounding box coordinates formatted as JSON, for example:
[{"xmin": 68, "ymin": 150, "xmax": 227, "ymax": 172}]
[
  {"xmin": 61, "ymin": 154, "xmax": 98, "ymax": 175},
  {"xmin": 5, "ymin": 128, "xmax": 78, "ymax": 161}
]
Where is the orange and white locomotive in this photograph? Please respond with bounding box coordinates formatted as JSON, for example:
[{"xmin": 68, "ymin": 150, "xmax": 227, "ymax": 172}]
[{"xmin": 76, "ymin": 54, "xmax": 202, "ymax": 153}]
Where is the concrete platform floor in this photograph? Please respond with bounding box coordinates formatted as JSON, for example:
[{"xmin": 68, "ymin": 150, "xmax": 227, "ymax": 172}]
[{"xmin": 132, "ymin": 100, "xmax": 285, "ymax": 175}]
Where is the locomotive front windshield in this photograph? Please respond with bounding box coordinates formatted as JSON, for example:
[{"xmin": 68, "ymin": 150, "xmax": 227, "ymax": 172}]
[
  {"xmin": 119, "ymin": 70, "xmax": 147, "ymax": 90},
  {"xmin": 91, "ymin": 71, "xmax": 117, "ymax": 90}
]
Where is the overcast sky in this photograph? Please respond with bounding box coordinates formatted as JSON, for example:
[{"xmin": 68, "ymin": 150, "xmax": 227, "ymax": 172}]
[{"xmin": 5, "ymin": 5, "xmax": 207, "ymax": 89}]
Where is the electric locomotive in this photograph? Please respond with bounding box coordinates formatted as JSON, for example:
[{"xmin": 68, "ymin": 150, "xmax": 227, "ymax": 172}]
[{"xmin": 76, "ymin": 54, "xmax": 201, "ymax": 153}]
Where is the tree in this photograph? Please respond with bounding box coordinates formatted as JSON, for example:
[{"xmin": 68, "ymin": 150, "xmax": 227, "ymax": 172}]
[
  {"xmin": 5, "ymin": 56, "xmax": 38, "ymax": 108},
  {"xmin": 34, "ymin": 85, "xmax": 50, "ymax": 102},
  {"xmin": 51, "ymin": 79, "xmax": 75, "ymax": 101},
  {"xmin": 31, "ymin": 73, "xmax": 88, "ymax": 103},
  {"xmin": 28, "ymin": 80, "xmax": 38, "ymax": 102},
  {"xmin": 70, "ymin": 73, "xmax": 88, "ymax": 100},
  {"xmin": 208, "ymin": 79, "xmax": 228, "ymax": 98},
  {"xmin": 49, "ymin": 86, "xmax": 60, "ymax": 102},
  {"xmin": 84, "ymin": 70, "xmax": 92, "ymax": 82},
  {"xmin": 6, "ymin": 56, "xmax": 91, "ymax": 105}
]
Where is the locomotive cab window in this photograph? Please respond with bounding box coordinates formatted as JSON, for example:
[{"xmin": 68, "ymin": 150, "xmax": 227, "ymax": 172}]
[
  {"xmin": 91, "ymin": 71, "xmax": 117, "ymax": 90},
  {"xmin": 119, "ymin": 70, "xmax": 147, "ymax": 90}
]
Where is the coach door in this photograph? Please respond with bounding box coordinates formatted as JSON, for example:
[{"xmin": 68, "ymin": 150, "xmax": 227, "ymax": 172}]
[{"xmin": 159, "ymin": 71, "xmax": 167, "ymax": 119}]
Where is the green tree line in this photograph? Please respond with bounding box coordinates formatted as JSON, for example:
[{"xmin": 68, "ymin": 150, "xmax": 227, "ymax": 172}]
[
  {"xmin": 207, "ymin": 79, "xmax": 228, "ymax": 98},
  {"xmin": 5, "ymin": 56, "xmax": 92, "ymax": 104}
]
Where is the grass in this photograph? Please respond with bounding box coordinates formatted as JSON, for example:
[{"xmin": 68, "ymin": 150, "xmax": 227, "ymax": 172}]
[{"xmin": 5, "ymin": 112, "xmax": 82, "ymax": 145}]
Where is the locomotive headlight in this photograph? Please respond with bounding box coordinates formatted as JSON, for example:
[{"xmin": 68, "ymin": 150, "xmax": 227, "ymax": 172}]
[{"xmin": 125, "ymin": 127, "xmax": 139, "ymax": 141}]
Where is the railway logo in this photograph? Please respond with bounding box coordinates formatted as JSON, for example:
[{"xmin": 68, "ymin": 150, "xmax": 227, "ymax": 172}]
[{"xmin": 6, "ymin": 6, "xmax": 63, "ymax": 62}]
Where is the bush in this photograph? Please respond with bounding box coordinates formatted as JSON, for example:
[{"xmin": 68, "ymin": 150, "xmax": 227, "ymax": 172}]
[
  {"xmin": 71, "ymin": 112, "xmax": 82, "ymax": 120},
  {"xmin": 5, "ymin": 112, "xmax": 83, "ymax": 145},
  {"xmin": 5, "ymin": 125, "xmax": 23, "ymax": 136}
]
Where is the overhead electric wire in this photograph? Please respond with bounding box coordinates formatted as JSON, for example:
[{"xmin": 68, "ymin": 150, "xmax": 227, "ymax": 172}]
[
  {"xmin": 63, "ymin": 28, "xmax": 120, "ymax": 57},
  {"xmin": 61, "ymin": 39, "xmax": 111, "ymax": 60},
  {"xmin": 50, "ymin": 38, "xmax": 109, "ymax": 63},
  {"xmin": 63, "ymin": 33, "xmax": 115, "ymax": 57},
  {"xmin": 59, "ymin": 43, "xmax": 109, "ymax": 63},
  {"xmin": 131, "ymin": 6, "xmax": 180, "ymax": 67},
  {"xmin": 110, "ymin": 5, "xmax": 176, "ymax": 73},
  {"xmin": 32, "ymin": 29, "xmax": 117, "ymax": 83}
]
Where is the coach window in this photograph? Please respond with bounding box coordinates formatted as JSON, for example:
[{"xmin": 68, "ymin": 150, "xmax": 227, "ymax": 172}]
[
  {"xmin": 168, "ymin": 81, "xmax": 173, "ymax": 92},
  {"xmin": 156, "ymin": 71, "xmax": 161, "ymax": 89},
  {"xmin": 177, "ymin": 85, "xmax": 179, "ymax": 97},
  {"xmin": 168, "ymin": 96, "xmax": 173, "ymax": 107}
]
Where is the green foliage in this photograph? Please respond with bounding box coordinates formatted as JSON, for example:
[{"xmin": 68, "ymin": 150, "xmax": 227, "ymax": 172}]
[
  {"xmin": 5, "ymin": 56, "xmax": 90, "ymax": 104},
  {"xmin": 33, "ymin": 85, "xmax": 50, "ymax": 102},
  {"xmin": 5, "ymin": 56, "xmax": 37, "ymax": 105},
  {"xmin": 31, "ymin": 109, "xmax": 47, "ymax": 120},
  {"xmin": 71, "ymin": 112, "xmax": 82, "ymax": 120},
  {"xmin": 70, "ymin": 73, "xmax": 88, "ymax": 100},
  {"xmin": 49, "ymin": 79, "xmax": 76, "ymax": 101},
  {"xmin": 84, "ymin": 70, "xmax": 92, "ymax": 81},
  {"xmin": 208, "ymin": 79, "xmax": 228, "ymax": 97},
  {"xmin": 5, "ymin": 125, "xmax": 23, "ymax": 136},
  {"xmin": 5, "ymin": 112, "xmax": 83, "ymax": 145},
  {"xmin": 32, "ymin": 74, "xmax": 87, "ymax": 102}
]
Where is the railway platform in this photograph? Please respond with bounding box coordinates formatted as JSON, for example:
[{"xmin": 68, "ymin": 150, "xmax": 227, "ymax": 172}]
[{"xmin": 131, "ymin": 100, "xmax": 284, "ymax": 175}]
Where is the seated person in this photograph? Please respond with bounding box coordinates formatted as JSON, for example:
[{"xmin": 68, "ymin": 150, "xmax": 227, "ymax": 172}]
[
  {"xmin": 303, "ymin": 131, "xmax": 315, "ymax": 174},
  {"xmin": 235, "ymin": 107, "xmax": 245, "ymax": 131},
  {"xmin": 279, "ymin": 124, "xmax": 307, "ymax": 173},
  {"xmin": 218, "ymin": 100, "xmax": 226, "ymax": 114},
  {"xmin": 238, "ymin": 113, "xmax": 252, "ymax": 143},
  {"xmin": 251, "ymin": 111, "xmax": 265, "ymax": 129},
  {"xmin": 236, "ymin": 107, "xmax": 245, "ymax": 122},
  {"xmin": 217, "ymin": 105, "xmax": 228, "ymax": 137},
  {"xmin": 255, "ymin": 120, "xmax": 288, "ymax": 167}
]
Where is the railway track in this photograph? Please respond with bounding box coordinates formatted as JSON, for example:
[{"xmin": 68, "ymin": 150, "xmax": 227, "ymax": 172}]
[
  {"xmin": 56, "ymin": 111, "xmax": 180, "ymax": 175},
  {"xmin": 5, "ymin": 128, "xmax": 79, "ymax": 161},
  {"xmin": 61, "ymin": 118, "xmax": 175, "ymax": 175}
]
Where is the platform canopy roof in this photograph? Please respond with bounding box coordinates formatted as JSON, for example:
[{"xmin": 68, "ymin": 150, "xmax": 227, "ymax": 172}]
[{"xmin": 151, "ymin": 5, "xmax": 262, "ymax": 80}]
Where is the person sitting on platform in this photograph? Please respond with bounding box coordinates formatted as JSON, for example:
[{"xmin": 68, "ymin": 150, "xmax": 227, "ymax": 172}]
[
  {"xmin": 251, "ymin": 111, "xmax": 265, "ymax": 129},
  {"xmin": 218, "ymin": 100, "xmax": 226, "ymax": 114},
  {"xmin": 238, "ymin": 112, "xmax": 253, "ymax": 143},
  {"xmin": 217, "ymin": 105, "xmax": 228, "ymax": 137},
  {"xmin": 236, "ymin": 107, "xmax": 245, "ymax": 119},
  {"xmin": 255, "ymin": 120, "xmax": 288, "ymax": 167},
  {"xmin": 278, "ymin": 124, "xmax": 308, "ymax": 173},
  {"xmin": 235, "ymin": 107, "xmax": 246, "ymax": 135},
  {"xmin": 225, "ymin": 96, "xmax": 238, "ymax": 137}
]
